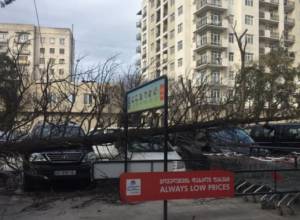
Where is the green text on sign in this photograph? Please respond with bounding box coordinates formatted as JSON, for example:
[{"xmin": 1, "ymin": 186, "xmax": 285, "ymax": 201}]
[{"xmin": 127, "ymin": 78, "xmax": 166, "ymax": 113}]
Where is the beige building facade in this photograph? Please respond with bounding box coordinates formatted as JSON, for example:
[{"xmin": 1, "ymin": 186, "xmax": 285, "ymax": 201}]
[
  {"xmin": 0, "ymin": 23, "xmax": 74, "ymax": 82},
  {"xmin": 137, "ymin": 0, "xmax": 299, "ymax": 102}
]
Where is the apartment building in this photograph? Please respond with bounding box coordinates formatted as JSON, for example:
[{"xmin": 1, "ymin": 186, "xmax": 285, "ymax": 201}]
[
  {"xmin": 136, "ymin": 0, "xmax": 299, "ymax": 102},
  {"xmin": 0, "ymin": 23, "xmax": 74, "ymax": 82}
]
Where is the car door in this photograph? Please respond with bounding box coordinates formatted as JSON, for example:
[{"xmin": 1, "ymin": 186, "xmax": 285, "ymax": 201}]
[
  {"xmin": 250, "ymin": 125, "xmax": 275, "ymax": 147},
  {"xmin": 278, "ymin": 125, "xmax": 300, "ymax": 152}
]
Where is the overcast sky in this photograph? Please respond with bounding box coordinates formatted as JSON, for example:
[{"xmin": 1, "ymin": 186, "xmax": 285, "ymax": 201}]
[{"xmin": 0, "ymin": 0, "xmax": 141, "ymax": 67}]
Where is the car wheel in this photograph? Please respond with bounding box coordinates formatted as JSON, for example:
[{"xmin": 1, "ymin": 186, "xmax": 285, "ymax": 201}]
[{"xmin": 23, "ymin": 174, "xmax": 36, "ymax": 191}]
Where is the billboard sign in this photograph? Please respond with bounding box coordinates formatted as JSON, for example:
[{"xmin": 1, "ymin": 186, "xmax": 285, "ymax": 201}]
[
  {"xmin": 120, "ymin": 171, "xmax": 235, "ymax": 203},
  {"xmin": 127, "ymin": 76, "xmax": 166, "ymax": 114}
]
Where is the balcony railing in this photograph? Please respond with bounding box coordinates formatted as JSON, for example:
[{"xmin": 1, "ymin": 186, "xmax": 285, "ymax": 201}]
[
  {"xmin": 284, "ymin": 34, "xmax": 295, "ymax": 46},
  {"xmin": 136, "ymin": 21, "xmax": 141, "ymax": 28},
  {"xmin": 196, "ymin": 0, "xmax": 225, "ymax": 13},
  {"xmin": 259, "ymin": 30, "xmax": 279, "ymax": 40},
  {"xmin": 259, "ymin": 11, "xmax": 279, "ymax": 22},
  {"xmin": 196, "ymin": 21, "xmax": 225, "ymax": 31},
  {"xmin": 136, "ymin": 33, "xmax": 141, "ymax": 41},
  {"xmin": 259, "ymin": 0, "xmax": 279, "ymax": 6},
  {"xmin": 285, "ymin": 17, "xmax": 295, "ymax": 27},
  {"xmin": 285, "ymin": 0, "xmax": 295, "ymax": 13},
  {"xmin": 136, "ymin": 46, "xmax": 141, "ymax": 53},
  {"xmin": 195, "ymin": 40, "xmax": 226, "ymax": 51},
  {"xmin": 196, "ymin": 59, "xmax": 224, "ymax": 68}
]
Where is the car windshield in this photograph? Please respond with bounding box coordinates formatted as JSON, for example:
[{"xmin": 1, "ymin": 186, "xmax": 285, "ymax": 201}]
[
  {"xmin": 128, "ymin": 137, "xmax": 172, "ymax": 152},
  {"xmin": 210, "ymin": 128, "xmax": 254, "ymax": 145},
  {"xmin": 33, "ymin": 124, "xmax": 85, "ymax": 138}
]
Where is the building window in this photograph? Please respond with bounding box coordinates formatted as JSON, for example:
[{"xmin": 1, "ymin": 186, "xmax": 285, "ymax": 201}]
[
  {"xmin": 211, "ymin": 89, "xmax": 220, "ymax": 102},
  {"xmin": 50, "ymin": 48, "xmax": 55, "ymax": 54},
  {"xmin": 178, "ymin": 6, "xmax": 183, "ymax": 16},
  {"xmin": 228, "ymin": 14, "xmax": 234, "ymax": 24},
  {"xmin": 178, "ymin": 58, "xmax": 183, "ymax": 67},
  {"xmin": 49, "ymin": 37, "xmax": 55, "ymax": 44},
  {"xmin": 170, "ymin": 46, "xmax": 175, "ymax": 54},
  {"xmin": 18, "ymin": 33, "xmax": 29, "ymax": 43},
  {"xmin": 170, "ymin": 29, "xmax": 175, "ymax": 39},
  {"xmin": 49, "ymin": 58, "xmax": 55, "ymax": 65},
  {"xmin": 245, "ymin": 15, "xmax": 253, "ymax": 25},
  {"xmin": 229, "ymin": 33, "xmax": 234, "ymax": 43},
  {"xmin": 246, "ymin": 34, "xmax": 253, "ymax": 44},
  {"xmin": 211, "ymin": 33, "xmax": 220, "ymax": 45},
  {"xmin": 229, "ymin": 71, "xmax": 235, "ymax": 80},
  {"xmin": 50, "ymin": 69, "xmax": 55, "ymax": 75},
  {"xmin": 211, "ymin": 14, "xmax": 221, "ymax": 25},
  {"xmin": 229, "ymin": 52, "xmax": 234, "ymax": 61},
  {"xmin": 0, "ymin": 32, "xmax": 8, "ymax": 40},
  {"xmin": 212, "ymin": 51, "xmax": 222, "ymax": 64},
  {"xmin": 59, "ymin": 69, "xmax": 64, "ymax": 75},
  {"xmin": 84, "ymin": 94, "xmax": 93, "ymax": 105},
  {"xmin": 59, "ymin": 38, "xmax": 65, "ymax": 45},
  {"xmin": 59, "ymin": 48, "xmax": 65, "ymax": 54},
  {"xmin": 39, "ymin": 58, "xmax": 45, "ymax": 64},
  {"xmin": 41, "ymin": 37, "xmax": 46, "ymax": 44},
  {"xmin": 178, "ymin": 23, "xmax": 183, "ymax": 33},
  {"xmin": 170, "ymin": 62, "xmax": 175, "ymax": 71},
  {"xmin": 40, "ymin": 48, "xmax": 45, "ymax": 54},
  {"xmin": 170, "ymin": 0, "xmax": 175, "ymax": 6},
  {"xmin": 211, "ymin": 71, "xmax": 220, "ymax": 84},
  {"xmin": 245, "ymin": 53, "xmax": 253, "ymax": 62},
  {"xmin": 177, "ymin": 40, "xmax": 183, "ymax": 51},
  {"xmin": 170, "ymin": 13, "xmax": 175, "ymax": 22},
  {"xmin": 59, "ymin": 59, "xmax": 65, "ymax": 64},
  {"xmin": 245, "ymin": 0, "xmax": 253, "ymax": 6}
]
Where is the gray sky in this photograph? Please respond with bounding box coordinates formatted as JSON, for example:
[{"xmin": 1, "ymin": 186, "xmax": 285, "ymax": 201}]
[{"xmin": 0, "ymin": 0, "xmax": 141, "ymax": 67}]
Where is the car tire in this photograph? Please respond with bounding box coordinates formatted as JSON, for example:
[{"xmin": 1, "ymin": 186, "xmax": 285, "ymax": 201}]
[{"xmin": 23, "ymin": 174, "xmax": 36, "ymax": 191}]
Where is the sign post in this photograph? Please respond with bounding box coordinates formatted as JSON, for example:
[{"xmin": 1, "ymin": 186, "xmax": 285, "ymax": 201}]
[{"xmin": 125, "ymin": 76, "xmax": 169, "ymax": 220}]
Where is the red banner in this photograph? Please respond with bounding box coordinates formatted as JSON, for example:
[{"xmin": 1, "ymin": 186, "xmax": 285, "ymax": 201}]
[{"xmin": 120, "ymin": 171, "xmax": 235, "ymax": 203}]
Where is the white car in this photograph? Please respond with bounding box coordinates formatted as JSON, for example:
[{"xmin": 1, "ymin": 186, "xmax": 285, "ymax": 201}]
[{"xmin": 93, "ymin": 137, "xmax": 185, "ymax": 179}]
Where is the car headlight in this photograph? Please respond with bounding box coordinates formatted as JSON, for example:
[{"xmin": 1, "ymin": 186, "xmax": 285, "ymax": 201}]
[
  {"xmin": 82, "ymin": 152, "xmax": 97, "ymax": 162},
  {"xmin": 29, "ymin": 153, "xmax": 47, "ymax": 162}
]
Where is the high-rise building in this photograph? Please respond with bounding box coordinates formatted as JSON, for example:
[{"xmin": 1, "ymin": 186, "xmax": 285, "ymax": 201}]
[
  {"xmin": 136, "ymin": 0, "xmax": 299, "ymax": 102},
  {"xmin": 0, "ymin": 23, "xmax": 74, "ymax": 82}
]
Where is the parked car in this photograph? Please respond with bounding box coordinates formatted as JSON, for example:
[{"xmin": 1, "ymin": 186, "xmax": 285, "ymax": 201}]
[
  {"xmin": 171, "ymin": 127, "xmax": 262, "ymax": 169},
  {"xmin": 23, "ymin": 122, "xmax": 97, "ymax": 190},
  {"xmin": 248, "ymin": 123, "xmax": 300, "ymax": 154},
  {"xmin": 93, "ymin": 136, "xmax": 185, "ymax": 172}
]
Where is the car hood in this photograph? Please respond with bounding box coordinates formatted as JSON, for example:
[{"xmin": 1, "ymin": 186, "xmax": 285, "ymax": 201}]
[{"xmin": 129, "ymin": 151, "xmax": 182, "ymax": 160}]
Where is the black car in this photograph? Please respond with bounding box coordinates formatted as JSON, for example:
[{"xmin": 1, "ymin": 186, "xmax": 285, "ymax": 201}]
[
  {"xmin": 23, "ymin": 122, "xmax": 97, "ymax": 190},
  {"xmin": 172, "ymin": 127, "xmax": 259, "ymax": 169},
  {"xmin": 248, "ymin": 123, "xmax": 300, "ymax": 154}
]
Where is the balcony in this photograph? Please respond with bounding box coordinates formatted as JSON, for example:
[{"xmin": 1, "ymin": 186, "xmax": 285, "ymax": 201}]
[
  {"xmin": 194, "ymin": 40, "xmax": 227, "ymax": 52},
  {"xmin": 136, "ymin": 45, "xmax": 141, "ymax": 53},
  {"xmin": 195, "ymin": 0, "xmax": 227, "ymax": 15},
  {"xmin": 259, "ymin": 30, "xmax": 279, "ymax": 41},
  {"xmin": 136, "ymin": 33, "xmax": 141, "ymax": 41},
  {"xmin": 259, "ymin": 11, "xmax": 279, "ymax": 24},
  {"xmin": 195, "ymin": 59, "xmax": 226, "ymax": 70},
  {"xmin": 142, "ymin": 25, "xmax": 147, "ymax": 32},
  {"xmin": 142, "ymin": 39, "xmax": 147, "ymax": 45},
  {"xmin": 285, "ymin": 17, "xmax": 295, "ymax": 28},
  {"xmin": 284, "ymin": 34, "xmax": 295, "ymax": 46},
  {"xmin": 0, "ymin": 43, "xmax": 8, "ymax": 53},
  {"xmin": 195, "ymin": 20, "xmax": 227, "ymax": 33},
  {"xmin": 259, "ymin": 0, "xmax": 279, "ymax": 8},
  {"xmin": 136, "ymin": 21, "xmax": 141, "ymax": 28},
  {"xmin": 135, "ymin": 59, "xmax": 141, "ymax": 67},
  {"xmin": 285, "ymin": 0, "xmax": 295, "ymax": 13}
]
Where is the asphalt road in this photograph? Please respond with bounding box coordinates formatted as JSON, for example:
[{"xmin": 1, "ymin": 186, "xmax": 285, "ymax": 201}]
[{"xmin": 1, "ymin": 193, "xmax": 299, "ymax": 220}]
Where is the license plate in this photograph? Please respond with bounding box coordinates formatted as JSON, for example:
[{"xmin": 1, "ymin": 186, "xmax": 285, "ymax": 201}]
[{"xmin": 54, "ymin": 170, "xmax": 77, "ymax": 176}]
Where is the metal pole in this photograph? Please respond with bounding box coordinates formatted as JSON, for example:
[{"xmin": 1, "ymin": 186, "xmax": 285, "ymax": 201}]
[
  {"xmin": 163, "ymin": 77, "xmax": 168, "ymax": 220},
  {"xmin": 124, "ymin": 95, "xmax": 128, "ymax": 173}
]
